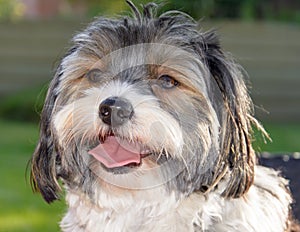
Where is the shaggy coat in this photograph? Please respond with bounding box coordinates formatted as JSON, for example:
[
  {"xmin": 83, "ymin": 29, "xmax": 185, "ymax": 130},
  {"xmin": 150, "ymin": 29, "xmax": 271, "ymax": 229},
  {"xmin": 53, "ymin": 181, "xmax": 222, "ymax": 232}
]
[{"xmin": 31, "ymin": 2, "xmax": 297, "ymax": 231}]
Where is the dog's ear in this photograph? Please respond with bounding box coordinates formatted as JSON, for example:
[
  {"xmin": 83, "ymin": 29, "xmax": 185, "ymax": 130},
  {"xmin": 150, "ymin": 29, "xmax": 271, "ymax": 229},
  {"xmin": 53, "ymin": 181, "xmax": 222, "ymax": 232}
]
[
  {"xmin": 197, "ymin": 31, "xmax": 256, "ymax": 198},
  {"xmin": 30, "ymin": 66, "xmax": 63, "ymax": 203}
]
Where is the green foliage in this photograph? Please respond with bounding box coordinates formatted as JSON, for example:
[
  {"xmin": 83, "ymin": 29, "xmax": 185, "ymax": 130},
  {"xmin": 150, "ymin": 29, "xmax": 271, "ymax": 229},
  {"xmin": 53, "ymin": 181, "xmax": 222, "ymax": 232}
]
[
  {"xmin": 0, "ymin": 86, "xmax": 47, "ymax": 122},
  {"xmin": 0, "ymin": 0, "xmax": 25, "ymax": 21},
  {"xmin": 153, "ymin": 0, "xmax": 300, "ymax": 22},
  {"xmin": 253, "ymin": 123, "xmax": 300, "ymax": 153},
  {"xmin": 85, "ymin": 0, "xmax": 127, "ymax": 17},
  {"xmin": 64, "ymin": 0, "xmax": 300, "ymax": 23}
]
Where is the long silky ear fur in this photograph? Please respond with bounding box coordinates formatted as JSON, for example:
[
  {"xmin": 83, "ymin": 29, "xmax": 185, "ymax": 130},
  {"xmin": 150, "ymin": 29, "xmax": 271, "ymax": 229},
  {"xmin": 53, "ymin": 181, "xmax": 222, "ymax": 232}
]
[
  {"xmin": 200, "ymin": 31, "xmax": 256, "ymax": 198},
  {"xmin": 30, "ymin": 67, "xmax": 63, "ymax": 203}
]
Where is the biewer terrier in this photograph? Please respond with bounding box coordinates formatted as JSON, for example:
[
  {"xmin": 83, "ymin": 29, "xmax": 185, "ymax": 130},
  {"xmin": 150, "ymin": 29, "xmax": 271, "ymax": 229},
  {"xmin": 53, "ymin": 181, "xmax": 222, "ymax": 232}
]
[{"xmin": 31, "ymin": 1, "xmax": 298, "ymax": 231}]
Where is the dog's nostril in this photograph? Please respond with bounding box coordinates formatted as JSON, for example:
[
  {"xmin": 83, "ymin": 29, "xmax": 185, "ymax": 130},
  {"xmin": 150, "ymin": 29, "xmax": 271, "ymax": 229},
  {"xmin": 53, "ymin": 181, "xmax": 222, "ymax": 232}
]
[
  {"xmin": 99, "ymin": 97, "xmax": 133, "ymax": 127},
  {"xmin": 99, "ymin": 105, "xmax": 112, "ymax": 125},
  {"xmin": 117, "ymin": 107, "xmax": 133, "ymax": 119},
  {"xmin": 100, "ymin": 106, "xmax": 111, "ymax": 117}
]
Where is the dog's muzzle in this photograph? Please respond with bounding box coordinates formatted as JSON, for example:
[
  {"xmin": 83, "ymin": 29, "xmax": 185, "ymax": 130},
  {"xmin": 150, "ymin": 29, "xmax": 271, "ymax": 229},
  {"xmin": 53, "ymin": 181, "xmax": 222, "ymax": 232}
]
[
  {"xmin": 88, "ymin": 96, "xmax": 152, "ymax": 169},
  {"xmin": 99, "ymin": 97, "xmax": 134, "ymax": 127}
]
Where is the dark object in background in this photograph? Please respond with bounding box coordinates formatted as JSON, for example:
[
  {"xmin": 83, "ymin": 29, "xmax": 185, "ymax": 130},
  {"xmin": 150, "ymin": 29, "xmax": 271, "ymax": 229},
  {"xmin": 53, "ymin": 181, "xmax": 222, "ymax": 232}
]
[{"xmin": 259, "ymin": 153, "xmax": 300, "ymax": 220}]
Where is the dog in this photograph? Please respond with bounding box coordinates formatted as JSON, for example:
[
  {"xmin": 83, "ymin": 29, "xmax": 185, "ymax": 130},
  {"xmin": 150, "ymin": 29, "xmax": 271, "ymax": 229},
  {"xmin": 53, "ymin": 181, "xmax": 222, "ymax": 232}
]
[{"xmin": 30, "ymin": 1, "xmax": 298, "ymax": 231}]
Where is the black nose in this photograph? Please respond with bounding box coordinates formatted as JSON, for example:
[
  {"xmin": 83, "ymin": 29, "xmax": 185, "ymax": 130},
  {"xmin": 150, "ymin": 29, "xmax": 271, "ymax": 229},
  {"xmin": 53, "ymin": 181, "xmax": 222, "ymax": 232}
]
[{"xmin": 99, "ymin": 97, "xmax": 134, "ymax": 126}]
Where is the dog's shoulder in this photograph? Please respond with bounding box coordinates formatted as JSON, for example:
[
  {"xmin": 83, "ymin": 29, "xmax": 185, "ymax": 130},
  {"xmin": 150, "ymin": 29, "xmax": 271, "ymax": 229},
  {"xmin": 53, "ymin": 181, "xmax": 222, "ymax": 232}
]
[{"xmin": 188, "ymin": 165, "xmax": 292, "ymax": 232}]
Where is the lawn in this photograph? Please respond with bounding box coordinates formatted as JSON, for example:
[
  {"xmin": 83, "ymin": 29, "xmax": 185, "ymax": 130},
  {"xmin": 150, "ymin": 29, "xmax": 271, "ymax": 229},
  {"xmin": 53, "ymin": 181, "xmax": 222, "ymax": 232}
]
[
  {"xmin": 0, "ymin": 120, "xmax": 65, "ymax": 232},
  {"xmin": 0, "ymin": 119, "xmax": 299, "ymax": 232}
]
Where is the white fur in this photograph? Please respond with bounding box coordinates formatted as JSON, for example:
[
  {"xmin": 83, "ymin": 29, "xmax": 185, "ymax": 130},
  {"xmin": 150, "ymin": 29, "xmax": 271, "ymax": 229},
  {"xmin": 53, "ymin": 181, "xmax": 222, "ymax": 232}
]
[{"xmin": 60, "ymin": 165, "xmax": 291, "ymax": 232}]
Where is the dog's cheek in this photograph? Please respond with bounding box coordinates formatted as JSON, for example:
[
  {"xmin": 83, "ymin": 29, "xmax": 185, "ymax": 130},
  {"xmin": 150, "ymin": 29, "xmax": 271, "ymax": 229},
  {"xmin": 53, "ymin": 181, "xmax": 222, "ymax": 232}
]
[
  {"xmin": 151, "ymin": 86, "xmax": 192, "ymax": 124},
  {"xmin": 53, "ymin": 91, "xmax": 107, "ymax": 147},
  {"xmin": 132, "ymin": 105, "xmax": 184, "ymax": 156}
]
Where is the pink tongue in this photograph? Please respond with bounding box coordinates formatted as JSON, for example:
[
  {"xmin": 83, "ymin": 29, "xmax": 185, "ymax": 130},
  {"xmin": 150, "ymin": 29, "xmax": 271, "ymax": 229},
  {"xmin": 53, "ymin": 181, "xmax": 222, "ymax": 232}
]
[{"xmin": 88, "ymin": 136, "xmax": 141, "ymax": 168}]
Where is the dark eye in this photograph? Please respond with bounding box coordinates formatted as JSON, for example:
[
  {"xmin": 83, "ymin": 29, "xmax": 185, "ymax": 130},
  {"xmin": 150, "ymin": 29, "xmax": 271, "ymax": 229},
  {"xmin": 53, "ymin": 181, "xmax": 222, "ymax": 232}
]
[
  {"xmin": 158, "ymin": 75, "xmax": 179, "ymax": 89},
  {"xmin": 86, "ymin": 68, "xmax": 102, "ymax": 82}
]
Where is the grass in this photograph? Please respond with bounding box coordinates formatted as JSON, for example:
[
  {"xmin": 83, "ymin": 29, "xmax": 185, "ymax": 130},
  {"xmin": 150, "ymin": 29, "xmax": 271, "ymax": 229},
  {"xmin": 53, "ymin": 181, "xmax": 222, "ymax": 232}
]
[
  {"xmin": 0, "ymin": 85, "xmax": 47, "ymax": 122},
  {"xmin": 0, "ymin": 118, "xmax": 299, "ymax": 232},
  {"xmin": 0, "ymin": 119, "xmax": 65, "ymax": 232}
]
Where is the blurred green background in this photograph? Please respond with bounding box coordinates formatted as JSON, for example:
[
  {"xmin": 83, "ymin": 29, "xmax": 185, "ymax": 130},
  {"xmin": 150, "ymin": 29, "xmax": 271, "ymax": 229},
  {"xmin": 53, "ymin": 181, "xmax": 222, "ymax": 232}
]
[{"xmin": 0, "ymin": 0, "xmax": 299, "ymax": 231}]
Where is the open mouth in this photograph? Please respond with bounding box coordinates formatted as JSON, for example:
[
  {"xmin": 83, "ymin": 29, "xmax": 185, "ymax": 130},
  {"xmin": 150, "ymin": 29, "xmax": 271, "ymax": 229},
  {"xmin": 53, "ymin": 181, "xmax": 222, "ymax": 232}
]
[{"xmin": 88, "ymin": 133, "xmax": 151, "ymax": 169}]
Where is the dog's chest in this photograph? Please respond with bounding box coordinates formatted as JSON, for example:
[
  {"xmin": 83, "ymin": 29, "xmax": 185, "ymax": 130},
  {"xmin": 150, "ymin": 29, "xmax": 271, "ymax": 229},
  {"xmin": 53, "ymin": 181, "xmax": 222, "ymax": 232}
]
[
  {"xmin": 59, "ymin": 168, "xmax": 292, "ymax": 232},
  {"xmin": 60, "ymin": 190, "xmax": 198, "ymax": 232}
]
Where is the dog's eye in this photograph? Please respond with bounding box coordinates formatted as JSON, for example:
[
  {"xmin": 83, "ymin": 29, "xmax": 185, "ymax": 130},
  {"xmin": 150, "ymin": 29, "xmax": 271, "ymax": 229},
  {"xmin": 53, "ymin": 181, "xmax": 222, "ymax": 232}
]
[
  {"xmin": 158, "ymin": 75, "xmax": 179, "ymax": 89},
  {"xmin": 86, "ymin": 69, "xmax": 102, "ymax": 82}
]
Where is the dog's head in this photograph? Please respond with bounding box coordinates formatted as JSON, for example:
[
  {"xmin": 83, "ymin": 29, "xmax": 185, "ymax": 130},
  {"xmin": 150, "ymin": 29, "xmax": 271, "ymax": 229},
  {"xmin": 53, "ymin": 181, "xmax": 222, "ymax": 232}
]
[{"xmin": 31, "ymin": 2, "xmax": 256, "ymax": 203}]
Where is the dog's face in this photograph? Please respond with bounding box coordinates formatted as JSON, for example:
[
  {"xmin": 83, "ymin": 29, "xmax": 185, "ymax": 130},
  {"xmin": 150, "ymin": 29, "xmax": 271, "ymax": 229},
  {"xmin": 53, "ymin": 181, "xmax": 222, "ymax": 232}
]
[{"xmin": 31, "ymin": 2, "xmax": 255, "ymax": 203}]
